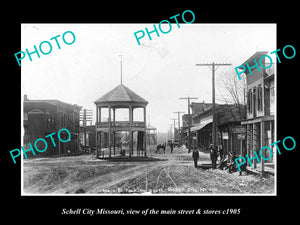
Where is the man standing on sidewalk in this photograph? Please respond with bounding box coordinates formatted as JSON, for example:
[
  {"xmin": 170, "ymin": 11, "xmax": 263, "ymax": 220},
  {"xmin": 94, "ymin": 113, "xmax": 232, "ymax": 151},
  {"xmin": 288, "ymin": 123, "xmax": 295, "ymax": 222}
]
[
  {"xmin": 170, "ymin": 141, "xmax": 174, "ymax": 154},
  {"xmin": 209, "ymin": 144, "xmax": 217, "ymax": 169},
  {"xmin": 192, "ymin": 148, "xmax": 200, "ymax": 168}
]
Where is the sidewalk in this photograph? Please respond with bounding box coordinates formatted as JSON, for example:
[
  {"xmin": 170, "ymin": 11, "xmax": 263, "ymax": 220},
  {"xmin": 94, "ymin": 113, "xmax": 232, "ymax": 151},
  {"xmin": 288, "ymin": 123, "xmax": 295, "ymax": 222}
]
[
  {"xmin": 197, "ymin": 147, "xmax": 275, "ymax": 176},
  {"xmin": 247, "ymin": 163, "xmax": 275, "ymax": 176}
]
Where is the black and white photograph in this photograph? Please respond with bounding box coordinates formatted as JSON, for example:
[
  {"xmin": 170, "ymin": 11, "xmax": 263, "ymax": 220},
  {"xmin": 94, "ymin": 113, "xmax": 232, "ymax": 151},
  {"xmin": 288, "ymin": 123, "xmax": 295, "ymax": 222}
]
[{"xmin": 20, "ymin": 23, "xmax": 277, "ymax": 195}]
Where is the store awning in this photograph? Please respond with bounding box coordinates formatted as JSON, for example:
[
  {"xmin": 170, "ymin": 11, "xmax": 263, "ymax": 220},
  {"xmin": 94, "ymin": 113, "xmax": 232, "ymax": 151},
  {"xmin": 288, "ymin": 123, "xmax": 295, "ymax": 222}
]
[
  {"xmin": 191, "ymin": 117, "xmax": 213, "ymax": 132},
  {"xmin": 241, "ymin": 115, "xmax": 274, "ymax": 125}
]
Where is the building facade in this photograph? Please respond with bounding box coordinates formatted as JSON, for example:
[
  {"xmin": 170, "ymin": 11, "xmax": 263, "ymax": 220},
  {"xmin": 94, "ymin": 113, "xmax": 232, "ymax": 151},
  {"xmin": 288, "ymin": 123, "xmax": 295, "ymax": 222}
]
[
  {"xmin": 240, "ymin": 52, "xmax": 275, "ymax": 172},
  {"xmin": 23, "ymin": 95, "xmax": 82, "ymax": 157},
  {"xmin": 181, "ymin": 102, "xmax": 211, "ymax": 147},
  {"xmin": 191, "ymin": 103, "xmax": 246, "ymax": 156},
  {"xmin": 79, "ymin": 125, "xmax": 96, "ymax": 150}
]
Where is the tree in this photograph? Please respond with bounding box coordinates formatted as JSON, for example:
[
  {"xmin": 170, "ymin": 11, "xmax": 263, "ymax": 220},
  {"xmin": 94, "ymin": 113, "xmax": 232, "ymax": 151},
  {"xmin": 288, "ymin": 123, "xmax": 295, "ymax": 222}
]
[{"xmin": 216, "ymin": 69, "xmax": 246, "ymax": 121}]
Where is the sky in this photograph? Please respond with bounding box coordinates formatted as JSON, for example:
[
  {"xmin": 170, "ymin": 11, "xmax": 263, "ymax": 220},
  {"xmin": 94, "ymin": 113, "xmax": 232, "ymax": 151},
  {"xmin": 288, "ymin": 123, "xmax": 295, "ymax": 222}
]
[{"xmin": 21, "ymin": 23, "xmax": 276, "ymax": 133}]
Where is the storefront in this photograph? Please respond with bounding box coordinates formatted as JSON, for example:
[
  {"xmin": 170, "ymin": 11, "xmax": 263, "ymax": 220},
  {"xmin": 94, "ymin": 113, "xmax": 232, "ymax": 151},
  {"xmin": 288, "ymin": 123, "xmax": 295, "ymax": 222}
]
[{"xmin": 242, "ymin": 116, "xmax": 275, "ymax": 168}]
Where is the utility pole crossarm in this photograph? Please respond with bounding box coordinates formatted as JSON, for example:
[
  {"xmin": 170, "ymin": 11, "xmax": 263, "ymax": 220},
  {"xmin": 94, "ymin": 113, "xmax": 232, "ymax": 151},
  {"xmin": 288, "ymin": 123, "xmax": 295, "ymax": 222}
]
[
  {"xmin": 179, "ymin": 97, "xmax": 199, "ymax": 99},
  {"xmin": 196, "ymin": 63, "xmax": 231, "ymax": 66}
]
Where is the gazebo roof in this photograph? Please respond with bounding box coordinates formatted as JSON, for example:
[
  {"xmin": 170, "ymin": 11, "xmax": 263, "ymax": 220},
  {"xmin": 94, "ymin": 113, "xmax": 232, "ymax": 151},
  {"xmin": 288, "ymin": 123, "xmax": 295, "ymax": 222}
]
[{"xmin": 94, "ymin": 84, "xmax": 148, "ymax": 105}]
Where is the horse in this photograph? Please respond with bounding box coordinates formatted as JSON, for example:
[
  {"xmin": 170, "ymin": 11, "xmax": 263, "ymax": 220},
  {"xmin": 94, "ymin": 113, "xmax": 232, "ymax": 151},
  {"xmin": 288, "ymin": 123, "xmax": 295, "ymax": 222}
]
[{"xmin": 155, "ymin": 143, "xmax": 166, "ymax": 153}]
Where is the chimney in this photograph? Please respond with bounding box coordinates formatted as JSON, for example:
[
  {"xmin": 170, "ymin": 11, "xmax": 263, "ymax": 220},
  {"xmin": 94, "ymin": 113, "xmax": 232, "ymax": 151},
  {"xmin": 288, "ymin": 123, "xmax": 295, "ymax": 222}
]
[{"xmin": 24, "ymin": 94, "xmax": 28, "ymax": 101}]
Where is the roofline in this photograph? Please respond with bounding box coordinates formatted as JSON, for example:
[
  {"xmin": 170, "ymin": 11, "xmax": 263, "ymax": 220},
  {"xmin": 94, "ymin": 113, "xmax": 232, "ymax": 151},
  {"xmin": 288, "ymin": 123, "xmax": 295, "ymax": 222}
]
[
  {"xmin": 264, "ymin": 73, "xmax": 274, "ymax": 81},
  {"xmin": 94, "ymin": 84, "xmax": 148, "ymax": 105},
  {"xmin": 94, "ymin": 101, "xmax": 148, "ymax": 107},
  {"xmin": 24, "ymin": 99, "xmax": 82, "ymax": 110},
  {"xmin": 192, "ymin": 103, "xmax": 245, "ymax": 119},
  {"xmin": 241, "ymin": 51, "xmax": 269, "ymax": 67}
]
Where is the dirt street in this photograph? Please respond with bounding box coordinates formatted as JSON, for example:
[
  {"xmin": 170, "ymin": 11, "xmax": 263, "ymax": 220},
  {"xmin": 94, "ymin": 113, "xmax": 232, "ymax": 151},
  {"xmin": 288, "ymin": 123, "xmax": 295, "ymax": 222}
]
[{"xmin": 23, "ymin": 146, "xmax": 275, "ymax": 194}]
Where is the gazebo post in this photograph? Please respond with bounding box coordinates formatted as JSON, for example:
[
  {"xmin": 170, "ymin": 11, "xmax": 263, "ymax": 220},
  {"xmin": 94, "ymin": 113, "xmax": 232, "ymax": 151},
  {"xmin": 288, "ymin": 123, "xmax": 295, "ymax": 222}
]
[
  {"xmin": 96, "ymin": 131, "xmax": 98, "ymax": 158},
  {"xmin": 144, "ymin": 131, "xmax": 147, "ymax": 157},
  {"xmin": 144, "ymin": 106, "xmax": 147, "ymax": 157},
  {"xmin": 108, "ymin": 106, "xmax": 111, "ymax": 158},
  {"xmin": 113, "ymin": 108, "xmax": 116, "ymax": 155},
  {"xmin": 98, "ymin": 131, "xmax": 102, "ymax": 158},
  {"xmin": 99, "ymin": 132, "xmax": 102, "ymax": 158},
  {"xmin": 95, "ymin": 107, "xmax": 98, "ymax": 157},
  {"xmin": 96, "ymin": 107, "xmax": 99, "ymax": 158},
  {"xmin": 129, "ymin": 105, "xmax": 133, "ymax": 157},
  {"xmin": 113, "ymin": 131, "xmax": 115, "ymax": 155}
]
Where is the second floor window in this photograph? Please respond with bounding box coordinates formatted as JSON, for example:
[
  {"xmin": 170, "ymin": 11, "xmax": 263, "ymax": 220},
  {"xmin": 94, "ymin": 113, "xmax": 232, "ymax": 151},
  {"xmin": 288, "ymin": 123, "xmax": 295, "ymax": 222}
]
[
  {"xmin": 257, "ymin": 84, "xmax": 263, "ymax": 111},
  {"xmin": 247, "ymin": 89, "xmax": 252, "ymax": 114}
]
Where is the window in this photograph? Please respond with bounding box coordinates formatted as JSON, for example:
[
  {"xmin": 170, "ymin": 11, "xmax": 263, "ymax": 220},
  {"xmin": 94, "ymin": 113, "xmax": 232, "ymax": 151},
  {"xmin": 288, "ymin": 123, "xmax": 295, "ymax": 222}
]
[
  {"xmin": 133, "ymin": 107, "xmax": 144, "ymax": 122},
  {"xmin": 257, "ymin": 84, "xmax": 263, "ymax": 111},
  {"xmin": 253, "ymin": 87, "xmax": 256, "ymax": 116},
  {"xmin": 247, "ymin": 89, "xmax": 252, "ymax": 113},
  {"xmin": 24, "ymin": 112, "xmax": 28, "ymax": 120},
  {"xmin": 270, "ymin": 80, "xmax": 275, "ymax": 115}
]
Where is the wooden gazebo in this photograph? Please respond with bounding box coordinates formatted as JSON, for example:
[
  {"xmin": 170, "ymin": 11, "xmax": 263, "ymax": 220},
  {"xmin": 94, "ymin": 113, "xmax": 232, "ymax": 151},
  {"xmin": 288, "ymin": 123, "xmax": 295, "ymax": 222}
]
[{"xmin": 94, "ymin": 84, "xmax": 148, "ymax": 158}]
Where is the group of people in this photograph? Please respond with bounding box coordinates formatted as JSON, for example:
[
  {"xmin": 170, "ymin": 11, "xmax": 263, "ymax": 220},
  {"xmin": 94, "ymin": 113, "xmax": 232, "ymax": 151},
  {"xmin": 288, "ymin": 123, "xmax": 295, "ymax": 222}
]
[
  {"xmin": 192, "ymin": 144, "xmax": 224, "ymax": 169},
  {"xmin": 156, "ymin": 142, "xmax": 227, "ymax": 170},
  {"xmin": 209, "ymin": 144, "xmax": 224, "ymax": 169}
]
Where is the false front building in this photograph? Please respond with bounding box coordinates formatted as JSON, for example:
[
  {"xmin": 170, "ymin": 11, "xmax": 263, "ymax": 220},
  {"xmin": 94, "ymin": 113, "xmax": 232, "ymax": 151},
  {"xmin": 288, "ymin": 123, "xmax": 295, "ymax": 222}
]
[
  {"xmin": 94, "ymin": 84, "xmax": 148, "ymax": 158},
  {"xmin": 240, "ymin": 51, "xmax": 275, "ymax": 173}
]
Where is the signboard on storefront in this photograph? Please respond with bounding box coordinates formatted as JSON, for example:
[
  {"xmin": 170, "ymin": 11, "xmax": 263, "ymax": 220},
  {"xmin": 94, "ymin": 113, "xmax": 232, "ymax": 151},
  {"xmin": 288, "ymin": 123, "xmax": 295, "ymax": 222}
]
[
  {"xmin": 237, "ymin": 134, "xmax": 246, "ymax": 140},
  {"xmin": 223, "ymin": 132, "xmax": 229, "ymax": 139},
  {"xmin": 232, "ymin": 127, "xmax": 246, "ymax": 134}
]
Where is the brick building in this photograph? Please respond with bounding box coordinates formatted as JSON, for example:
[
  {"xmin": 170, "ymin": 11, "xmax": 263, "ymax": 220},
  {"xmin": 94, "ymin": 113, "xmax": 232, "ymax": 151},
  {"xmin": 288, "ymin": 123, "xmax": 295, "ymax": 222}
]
[{"xmin": 23, "ymin": 95, "xmax": 82, "ymax": 157}]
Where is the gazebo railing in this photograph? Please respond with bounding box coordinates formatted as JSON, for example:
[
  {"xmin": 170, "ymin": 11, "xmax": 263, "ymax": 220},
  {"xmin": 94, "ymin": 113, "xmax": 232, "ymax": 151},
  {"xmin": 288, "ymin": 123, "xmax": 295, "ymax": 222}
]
[{"xmin": 96, "ymin": 121, "xmax": 146, "ymax": 128}]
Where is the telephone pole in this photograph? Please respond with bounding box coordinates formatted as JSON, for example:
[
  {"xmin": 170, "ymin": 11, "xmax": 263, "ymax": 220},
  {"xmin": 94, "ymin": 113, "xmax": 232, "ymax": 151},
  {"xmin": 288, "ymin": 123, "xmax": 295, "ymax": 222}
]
[
  {"xmin": 179, "ymin": 97, "xmax": 198, "ymax": 153},
  {"xmin": 195, "ymin": 62, "xmax": 231, "ymax": 148},
  {"xmin": 173, "ymin": 111, "xmax": 185, "ymax": 141},
  {"xmin": 118, "ymin": 53, "xmax": 123, "ymax": 85},
  {"xmin": 80, "ymin": 109, "xmax": 93, "ymax": 146},
  {"xmin": 168, "ymin": 124, "xmax": 173, "ymax": 140},
  {"xmin": 170, "ymin": 118, "xmax": 178, "ymax": 139}
]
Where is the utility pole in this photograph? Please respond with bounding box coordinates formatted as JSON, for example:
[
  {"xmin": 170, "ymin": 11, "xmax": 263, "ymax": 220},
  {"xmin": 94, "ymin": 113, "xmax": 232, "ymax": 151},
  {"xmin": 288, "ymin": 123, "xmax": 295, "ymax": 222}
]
[
  {"xmin": 118, "ymin": 53, "xmax": 123, "ymax": 85},
  {"xmin": 80, "ymin": 109, "xmax": 93, "ymax": 146},
  {"xmin": 179, "ymin": 97, "xmax": 198, "ymax": 153},
  {"xmin": 195, "ymin": 63, "xmax": 231, "ymax": 149},
  {"xmin": 170, "ymin": 118, "xmax": 178, "ymax": 139},
  {"xmin": 120, "ymin": 54, "xmax": 123, "ymax": 85},
  {"xmin": 168, "ymin": 124, "xmax": 173, "ymax": 140},
  {"xmin": 173, "ymin": 111, "xmax": 185, "ymax": 141}
]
